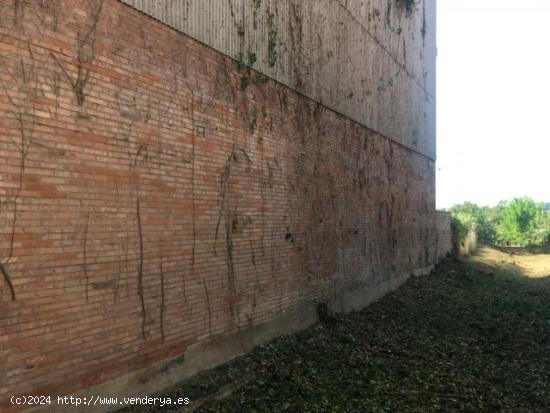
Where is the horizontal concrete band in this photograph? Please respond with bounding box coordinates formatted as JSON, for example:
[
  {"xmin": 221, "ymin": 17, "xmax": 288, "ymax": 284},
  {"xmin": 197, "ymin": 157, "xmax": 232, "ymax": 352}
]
[{"xmin": 29, "ymin": 266, "xmax": 433, "ymax": 413}]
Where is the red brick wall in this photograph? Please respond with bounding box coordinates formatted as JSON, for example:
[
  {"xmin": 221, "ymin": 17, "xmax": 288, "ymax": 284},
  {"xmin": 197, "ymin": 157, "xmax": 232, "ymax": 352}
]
[{"xmin": 0, "ymin": 0, "xmax": 436, "ymax": 407}]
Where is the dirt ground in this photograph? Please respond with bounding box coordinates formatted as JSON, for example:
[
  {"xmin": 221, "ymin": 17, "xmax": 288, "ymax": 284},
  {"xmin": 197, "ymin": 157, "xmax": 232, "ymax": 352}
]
[
  {"xmin": 472, "ymin": 245, "xmax": 550, "ymax": 278},
  {"xmin": 121, "ymin": 247, "xmax": 550, "ymax": 412}
]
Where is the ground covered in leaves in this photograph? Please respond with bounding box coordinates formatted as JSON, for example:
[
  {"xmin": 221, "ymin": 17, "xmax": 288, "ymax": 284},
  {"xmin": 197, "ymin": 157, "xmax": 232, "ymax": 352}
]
[{"xmin": 123, "ymin": 252, "xmax": 550, "ymax": 412}]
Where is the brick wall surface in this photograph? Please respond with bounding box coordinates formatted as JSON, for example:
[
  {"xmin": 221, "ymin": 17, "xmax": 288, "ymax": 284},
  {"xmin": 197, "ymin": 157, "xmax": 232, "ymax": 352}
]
[
  {"xmin": 0, "ymin": 0, "xmax": 436, "ymax": 408},
  {"xmin": 436, "ymin": 211, "xmax": 452, "ymax": 260}
]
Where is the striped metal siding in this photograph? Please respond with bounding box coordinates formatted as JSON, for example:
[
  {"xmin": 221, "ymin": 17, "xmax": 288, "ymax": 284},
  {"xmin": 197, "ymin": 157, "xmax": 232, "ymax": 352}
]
[{"xmin": 119, "ymin": 0, "xmax": 436, "ymax": 160}]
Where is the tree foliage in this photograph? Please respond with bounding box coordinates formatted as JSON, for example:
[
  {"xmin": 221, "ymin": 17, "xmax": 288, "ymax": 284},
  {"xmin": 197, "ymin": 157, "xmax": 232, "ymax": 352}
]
[
  {"xmin": 449, "ymin": 197, "xmax": 550, "ymax": 247},
  {"xmin": 449, "ymin": 202, "xmax": 478, "ymax": 243},
  {"xmin": 497, "ymin": 198, "xmax": 549, "ymax": 247}
]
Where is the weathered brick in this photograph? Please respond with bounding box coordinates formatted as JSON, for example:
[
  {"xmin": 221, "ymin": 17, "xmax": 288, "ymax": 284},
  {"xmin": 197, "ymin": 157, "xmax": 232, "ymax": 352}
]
[{"xmin": 0, "ymin": 0, "xmax": 439, "ymax": 409}]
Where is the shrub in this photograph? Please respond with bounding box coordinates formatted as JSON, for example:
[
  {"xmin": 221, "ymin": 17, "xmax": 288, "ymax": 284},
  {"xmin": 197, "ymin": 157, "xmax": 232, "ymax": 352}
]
[{"xmin": 448, "ymin": 198, "xmax": 550, "ymax": 248}]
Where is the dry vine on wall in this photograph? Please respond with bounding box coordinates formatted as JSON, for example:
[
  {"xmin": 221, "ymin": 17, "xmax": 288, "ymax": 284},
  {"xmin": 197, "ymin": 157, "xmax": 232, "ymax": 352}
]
[
  {"xmin": 50, "ymin": 0, "xmax": 104, "ymax": 107},
  {"xmin": 0, "ymin": 36, "xmax": 41, "ymax": 301}
]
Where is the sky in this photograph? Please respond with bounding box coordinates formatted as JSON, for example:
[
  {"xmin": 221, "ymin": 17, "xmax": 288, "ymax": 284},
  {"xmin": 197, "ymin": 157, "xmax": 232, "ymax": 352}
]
[{"xmin": 436, "ymin": 0, "xmax": 550, "ymax": 209}]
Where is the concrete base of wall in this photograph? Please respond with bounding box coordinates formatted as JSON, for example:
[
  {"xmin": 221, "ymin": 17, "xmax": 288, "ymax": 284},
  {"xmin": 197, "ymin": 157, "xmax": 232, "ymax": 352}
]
[
  {"xmin": 28, "ymin": 265, "xmax": 433, "ymax": 413},
  {"xmin": 329, "ymin": 266, "xmax": 434, "ymax": 314},
  {"xmin": 28, "ymin": 305, "xmax": 318, "ymax": 413},
  {"xmin": 458, "ymin": 231, "xmax": 478, "ymax": 257}
]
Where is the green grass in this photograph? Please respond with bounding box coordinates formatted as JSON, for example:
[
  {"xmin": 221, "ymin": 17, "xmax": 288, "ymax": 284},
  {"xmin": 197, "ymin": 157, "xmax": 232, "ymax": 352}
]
[{"xmin": 123, "ymin": 259, "xmax": 550, "ymax": 412}]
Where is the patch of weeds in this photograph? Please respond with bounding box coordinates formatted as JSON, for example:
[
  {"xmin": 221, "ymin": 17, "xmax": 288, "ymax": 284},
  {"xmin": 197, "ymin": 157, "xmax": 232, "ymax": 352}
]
[
  {"xmin": 237, "ymin": 52, "xmax": 255, "ymax": 91},
  {"xmin": 247, "ymin": 51, "xmax": 257, "ymax": 66},
  {"xmin": 249, "ymin": 106, "xmax": 258, "ymax": 133},
  {"xmin": 396, "ymin": 0, "xmax": 417, "ymax": 15},
  {"xmin": 239, "ymin": 75, "xmax": 251, "ymax": 92},
  {"xmin": 255, "ymin": 72, "xmax": 269, "ymax": 84},
  {"xmin": 237, "ymin": 51, "xmax": 269, "ymax": 92},
  {"xmin": 267, "ymin": 11, "xmax": 278, "ymax": 67}
]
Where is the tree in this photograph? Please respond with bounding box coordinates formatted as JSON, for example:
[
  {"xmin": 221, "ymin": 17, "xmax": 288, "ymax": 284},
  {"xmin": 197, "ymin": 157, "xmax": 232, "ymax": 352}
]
[
  {"xmin": 448, "ymin": 198, "xmax": 550, "ymax": 247},
  {"xmin": 449, "ymin": 202, "xmax": 498, "ymax": 244},
  {"xmin": 449, "ymin": 202, "xmax": 479, "ymax": 244},
  {"xmin": 477, "ymin": 202, "xmax": 506, "ymax": 244},
  {"xmin": 496, "ymin": 197, "xmax": 549, "ymax": 247}
]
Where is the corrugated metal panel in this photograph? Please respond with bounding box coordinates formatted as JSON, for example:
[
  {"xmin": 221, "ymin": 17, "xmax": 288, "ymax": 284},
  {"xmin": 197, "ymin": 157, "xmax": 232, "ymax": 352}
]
[{"xmin": 119, "ymin": 0, "xmax": 436, "ymax": 160}]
